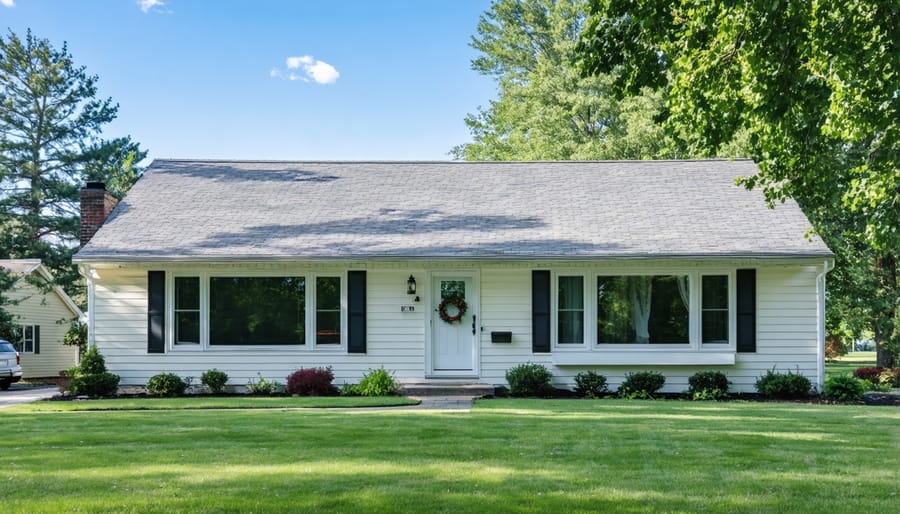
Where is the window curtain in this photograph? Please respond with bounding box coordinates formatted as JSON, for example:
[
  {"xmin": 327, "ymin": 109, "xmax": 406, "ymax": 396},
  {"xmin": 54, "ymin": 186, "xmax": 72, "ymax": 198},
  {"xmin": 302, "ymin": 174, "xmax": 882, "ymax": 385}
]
[
  {"xmin": 677, "ymin": 276, "xmax": 689, "ymax": 311},
  {"xmin": 628, "ymin": 276, "xmax": 652, "ymax": 343}
]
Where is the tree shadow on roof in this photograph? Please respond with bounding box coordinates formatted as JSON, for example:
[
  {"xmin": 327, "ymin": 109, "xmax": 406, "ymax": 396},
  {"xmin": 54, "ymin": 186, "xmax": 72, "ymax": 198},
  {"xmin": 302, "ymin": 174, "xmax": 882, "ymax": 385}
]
[{"xmin": 158, "ymin": 161, "xmax": 340, "ymax": 183}]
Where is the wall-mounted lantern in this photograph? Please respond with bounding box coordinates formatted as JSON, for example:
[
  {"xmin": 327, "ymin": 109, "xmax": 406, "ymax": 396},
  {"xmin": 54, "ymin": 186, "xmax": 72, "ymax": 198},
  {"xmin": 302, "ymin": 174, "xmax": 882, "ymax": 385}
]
[{"xmin": 407, "ymin": 275, "xmax": 420, "ymax": 302}]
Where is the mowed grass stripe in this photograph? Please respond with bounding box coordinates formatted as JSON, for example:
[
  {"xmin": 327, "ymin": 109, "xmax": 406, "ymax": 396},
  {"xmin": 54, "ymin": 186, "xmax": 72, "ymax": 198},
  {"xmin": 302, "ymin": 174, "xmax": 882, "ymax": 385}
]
[{"xmin": 1, "ymin": 399, "xmax": 897, "ymax": 513}]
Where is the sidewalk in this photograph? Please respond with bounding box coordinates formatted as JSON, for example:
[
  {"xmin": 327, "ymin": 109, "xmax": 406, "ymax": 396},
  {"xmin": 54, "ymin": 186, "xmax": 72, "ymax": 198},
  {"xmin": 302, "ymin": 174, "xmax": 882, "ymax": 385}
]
[
  {"xmin": 409, "ymin": 395, "xmax": 478, "ymax": 410},
  {"xmin": 0, "ymin": 385, "xmax": 59, "ymax": 409}
]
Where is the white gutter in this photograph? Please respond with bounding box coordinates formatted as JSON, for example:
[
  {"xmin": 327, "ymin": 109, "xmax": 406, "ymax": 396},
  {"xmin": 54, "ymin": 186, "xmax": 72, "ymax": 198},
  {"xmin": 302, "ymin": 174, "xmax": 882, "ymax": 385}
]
[{"xmin": 816, "ymin": 259, "xmax": 834, "ymax": 393}]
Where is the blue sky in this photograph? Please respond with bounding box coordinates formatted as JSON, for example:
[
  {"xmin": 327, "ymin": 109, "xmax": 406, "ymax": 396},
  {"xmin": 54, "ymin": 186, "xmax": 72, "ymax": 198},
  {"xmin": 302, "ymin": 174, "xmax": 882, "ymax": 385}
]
[{"xmin": 2, "ymin": 0, "xmax": 496, "ymax": 161}]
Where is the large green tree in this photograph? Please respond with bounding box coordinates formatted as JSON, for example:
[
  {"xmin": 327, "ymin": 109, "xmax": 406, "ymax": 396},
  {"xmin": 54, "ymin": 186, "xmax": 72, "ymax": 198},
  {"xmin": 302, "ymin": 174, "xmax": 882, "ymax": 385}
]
[
  {"xmin": 578, "ymin": 0, "xmax": 899, "ymax": 365},
  {"xmin": 453, "ymin": 0, "xmax": 689, "ymax": 160},
  {"xmin": 0, "ymin": 30, "xmax": 146, "ymax": 301}
]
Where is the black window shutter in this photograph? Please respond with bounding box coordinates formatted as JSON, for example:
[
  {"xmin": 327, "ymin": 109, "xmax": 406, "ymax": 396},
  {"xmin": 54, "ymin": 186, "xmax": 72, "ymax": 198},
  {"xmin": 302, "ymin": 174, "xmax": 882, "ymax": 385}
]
[
  {"xmin": 148, "ymin": 271, "xmax": 166, "ymax": 354},
  {"xmin": 347, "ymin": 271, "xmax": 366, "ymax": 354},
  {"xmin": 532, "ymin": 270, "xmax": 551, "ymax": 353},
  {"xmin": 736, "ymin": 269, "xmax": 756, "ymax": 353},
  {"xmin": 33, "ymin": 325, "xmax": 40, "ymax": 354}
]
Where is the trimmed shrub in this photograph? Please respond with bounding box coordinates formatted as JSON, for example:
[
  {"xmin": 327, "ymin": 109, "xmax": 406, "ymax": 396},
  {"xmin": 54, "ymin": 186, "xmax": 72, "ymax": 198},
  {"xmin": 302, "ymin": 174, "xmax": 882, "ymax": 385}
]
[
  {"xmin": 824, "ymin": 374, "xmax": 865, "ymax": 401},
  {"xmin": 755, "ymin": 368, "xmax": 812, "ymax": 399},
  {"xmin": 687, "ymin": 371, "xmax": 730, "ymax": 401},
  {"xmin": 619, "ymin": 371, "xmax": 666, "ymax": 399},
  {"xmin": 286, "ymin": 367, "xmax": 338, "ymax": 396},
  {"xmin": 69, "ymin": 372, "xmax": 120, "ymax": 396},
  {"xmin": 146, "ymin": 373, "xmax": 188, "ymax": 396},
  {"xmin": 246, "ymin": 373, "xmax": 279, "ymax": 395},
  {"xmin": 574, "ymin": 371, "xmax": 608, "ymax": 398},
  {"xmin": 506, "ymin": 363, "xmax": 553, "ymax": 397},
  {"xmin": 201, "ymin": 369, "xmax": 229, "ymax": 394},
  {"xmin": 853, "ymin": 366, "xmax": 886, "ymax": 382},
  {"xmin": 65, "ymin": 346, "xmax": 119, "ymax": 396},
  {"xmin": 79, "ymin": 346, "xmax": 108, "ymax": 375}
]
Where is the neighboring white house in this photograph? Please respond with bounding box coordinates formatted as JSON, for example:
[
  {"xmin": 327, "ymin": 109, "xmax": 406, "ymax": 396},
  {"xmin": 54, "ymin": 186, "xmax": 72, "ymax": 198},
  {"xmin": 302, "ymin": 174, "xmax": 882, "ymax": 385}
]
[
  {"xmin": 0, "ymin": 259, "xmax": 83, "ymax": 378},
  {"xmin": 73, "ymin": 159, "xmax": 833, "ymax": 393}
]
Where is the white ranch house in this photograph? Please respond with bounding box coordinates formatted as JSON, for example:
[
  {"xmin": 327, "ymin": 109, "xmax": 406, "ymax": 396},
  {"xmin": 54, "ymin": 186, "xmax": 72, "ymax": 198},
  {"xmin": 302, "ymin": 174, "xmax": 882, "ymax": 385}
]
[{"xmin": 73, "ymin": 159, "xmax": 833, "ymax": 393}]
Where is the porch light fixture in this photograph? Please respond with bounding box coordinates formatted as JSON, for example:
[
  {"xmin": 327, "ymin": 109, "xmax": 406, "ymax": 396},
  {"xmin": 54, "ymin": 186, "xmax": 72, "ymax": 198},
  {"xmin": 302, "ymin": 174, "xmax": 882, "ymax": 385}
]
[{"xmin": 407, "ymin": 275, "xmax": 417, "ymax": 295}]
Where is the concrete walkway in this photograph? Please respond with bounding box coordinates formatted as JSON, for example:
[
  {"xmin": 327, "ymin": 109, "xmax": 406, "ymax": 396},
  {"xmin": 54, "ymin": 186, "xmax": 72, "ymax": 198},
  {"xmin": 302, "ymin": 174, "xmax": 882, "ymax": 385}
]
[
  {"xmin": 0, "ymin": 385, "xmax": 58, "ymax": 409},
  {"xmin": 408, "ymin": 395, "xmax": 478, "ymax": 410}
]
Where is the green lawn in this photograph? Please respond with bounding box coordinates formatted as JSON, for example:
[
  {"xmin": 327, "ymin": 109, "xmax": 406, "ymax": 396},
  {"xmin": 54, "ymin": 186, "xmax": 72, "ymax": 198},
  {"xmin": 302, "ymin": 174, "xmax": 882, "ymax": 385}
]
[
  {"xmin": 16, "ymin": 395, "xmax": 419, "ymax": 411},
  {"xmin": 2, "ymin": 399, "xmax": 897, "ymax": 513},
  {"xmin": 825, "ymin": 351, "xmax": 877, "ymax": 379}
]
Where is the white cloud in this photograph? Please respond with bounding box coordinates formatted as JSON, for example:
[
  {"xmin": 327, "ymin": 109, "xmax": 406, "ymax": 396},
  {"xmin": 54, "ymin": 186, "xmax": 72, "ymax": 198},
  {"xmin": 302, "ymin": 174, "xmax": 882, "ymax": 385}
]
[
  {"xmin": 1, "ymin": 0, "xmax": 15, "ymax": 8},
  {"xmin": 138, "ymin": 0, "xmax": 165, "ymax": 13},
  {"xmin": 274, "ymin": 54, "xmax": 340, "ymax": 85}
]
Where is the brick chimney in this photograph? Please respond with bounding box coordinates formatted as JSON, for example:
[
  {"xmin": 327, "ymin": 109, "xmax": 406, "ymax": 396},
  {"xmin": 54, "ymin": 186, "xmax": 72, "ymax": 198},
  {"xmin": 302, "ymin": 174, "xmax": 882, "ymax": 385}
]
[{"xmin": 80, "ymin": 182, "xmax": 118, "ymax": 247}]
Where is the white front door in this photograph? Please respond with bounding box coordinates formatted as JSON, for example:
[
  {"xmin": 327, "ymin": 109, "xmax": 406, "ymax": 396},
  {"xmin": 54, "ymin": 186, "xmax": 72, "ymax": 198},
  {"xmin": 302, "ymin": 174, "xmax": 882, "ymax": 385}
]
[{"xmin": 430, "ymin": 274, "xmax": 478, "ymax": 375}]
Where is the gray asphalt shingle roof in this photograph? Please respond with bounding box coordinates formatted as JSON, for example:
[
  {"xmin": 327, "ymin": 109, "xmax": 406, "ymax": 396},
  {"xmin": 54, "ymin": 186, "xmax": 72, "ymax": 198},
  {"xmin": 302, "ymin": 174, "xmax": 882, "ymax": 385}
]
[{"xmin": 74, "ymin": 159, "xmax": 832, "ymax": 262}]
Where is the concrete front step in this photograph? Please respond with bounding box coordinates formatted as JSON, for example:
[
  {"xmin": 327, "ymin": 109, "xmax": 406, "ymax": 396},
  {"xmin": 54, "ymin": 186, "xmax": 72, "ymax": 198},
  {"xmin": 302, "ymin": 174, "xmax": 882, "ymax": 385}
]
[{"xmin": 399, "ymin": 381, "xmax": 495, "ymax": 397}]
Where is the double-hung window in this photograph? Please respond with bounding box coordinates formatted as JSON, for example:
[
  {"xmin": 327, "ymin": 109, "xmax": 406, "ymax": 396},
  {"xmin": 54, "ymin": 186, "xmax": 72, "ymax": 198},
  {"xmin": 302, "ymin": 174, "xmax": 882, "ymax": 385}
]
[
  {"xmin": 701, "ymin": 275, "xmax": 729, "ymax": 344},
  {"xmin": 14, "ymin": 325, "xmax": 36, "ymax": 353},
  {"xmin": 174, "ymin": 277, "xmax": 201, "ymax": 345},
  {"xmin": 557, "ymin": 275, "xmax": 585, "ymax": 345}
]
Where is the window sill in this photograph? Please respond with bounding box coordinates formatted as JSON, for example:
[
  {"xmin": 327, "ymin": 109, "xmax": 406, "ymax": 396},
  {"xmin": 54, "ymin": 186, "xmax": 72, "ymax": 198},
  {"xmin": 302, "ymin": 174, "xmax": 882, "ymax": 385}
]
[{"xmin": 552, "ymin": 351, "xmax": 735, "ymax": 366}]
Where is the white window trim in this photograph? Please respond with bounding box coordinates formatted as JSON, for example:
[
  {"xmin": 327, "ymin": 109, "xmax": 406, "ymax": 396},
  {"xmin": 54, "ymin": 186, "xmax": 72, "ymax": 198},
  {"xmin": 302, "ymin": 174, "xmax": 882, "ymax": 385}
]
[
  {"xmin": 15, "ymin": 324, "xmax": 36, "ymax": 354},
  {"xmin": 552, "ymin": 272, "xmax": 589, "ymax": 348},
  {"xmin": 551, "ymin": 269, "xmax": 737, "ymax": 352},
  {"xmin": 167, "ymin": 270, "xmax": 347, "ymax": 352},
  {"xmin": 699, "ymin": 271, "xmax": 737, "ymax": 351}
]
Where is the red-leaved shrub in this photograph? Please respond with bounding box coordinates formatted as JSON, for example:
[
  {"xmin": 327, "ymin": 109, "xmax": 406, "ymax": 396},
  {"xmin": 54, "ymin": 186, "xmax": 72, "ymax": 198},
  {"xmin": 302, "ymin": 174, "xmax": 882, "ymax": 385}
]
[
  {"xmin": 853, "ymin": 367, "xmax": 886, "ymax": 382},
  {"xmin": 286, "ymin": 367, "xmax": 338, "ymax": 396}
]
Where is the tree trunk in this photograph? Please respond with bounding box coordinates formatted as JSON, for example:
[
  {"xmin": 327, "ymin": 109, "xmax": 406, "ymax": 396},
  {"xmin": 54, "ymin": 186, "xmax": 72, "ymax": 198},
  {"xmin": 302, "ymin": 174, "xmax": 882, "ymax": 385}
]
[{"xmin": 874, "ymin": 254, "xmax": 897, "ymax": 368}]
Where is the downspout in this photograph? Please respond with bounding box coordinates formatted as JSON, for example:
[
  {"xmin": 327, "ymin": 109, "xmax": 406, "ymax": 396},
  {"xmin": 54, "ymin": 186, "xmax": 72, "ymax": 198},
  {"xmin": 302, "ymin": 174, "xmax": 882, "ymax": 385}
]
[
  {"xmin": 816, "ymin": 259, "xmax": 833, "ymax": 393},
  {"xmin": 79, "ymin": 264, "xmax": 96, "ymax": 349}
]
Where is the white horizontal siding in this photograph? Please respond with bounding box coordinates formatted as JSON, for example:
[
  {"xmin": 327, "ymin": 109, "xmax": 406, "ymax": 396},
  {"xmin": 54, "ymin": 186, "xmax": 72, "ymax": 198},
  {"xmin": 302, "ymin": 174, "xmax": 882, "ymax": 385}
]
[
  {"xmin": 5, "ymin": 280, "xmax": 79, "ymax": 377},
  {"xmin": 89, "ymin": 261, "xmax": 823, "ymax": 393}
]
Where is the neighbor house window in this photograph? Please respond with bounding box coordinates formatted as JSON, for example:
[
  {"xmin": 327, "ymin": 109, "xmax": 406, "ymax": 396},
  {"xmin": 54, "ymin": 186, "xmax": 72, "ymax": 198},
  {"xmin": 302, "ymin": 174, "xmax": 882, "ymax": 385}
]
[
  {"xmin": 702, "ymin": 275, "xmax": 729, "ymax": 344},
  {"xmin": 557, "ymin": 276, "xmax": 584, "ymax": 344},
  {"xmin": 209, "ymin": 277, "xmax": 306, "ymax": 345},
  {"xmin": 596, "ymin": 275, "xmax": 689, "ymax": 344},
  {"xmin": 174, "ymin": 277, "xmax": 200, "ymax": 344},
  {"xmin": 14, "ymin": 325, "xmax": 36, "ymax": 353},
  {"xmin": 315, "ymin": 276, "xmax": 341, "ymax": 345}
]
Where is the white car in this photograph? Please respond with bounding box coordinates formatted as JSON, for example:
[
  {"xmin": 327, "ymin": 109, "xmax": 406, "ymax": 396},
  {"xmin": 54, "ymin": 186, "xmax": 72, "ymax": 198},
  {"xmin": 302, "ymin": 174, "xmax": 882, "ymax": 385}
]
[{"xmin": 0, "ymin": 339, "xmax": 23, "ymax": 391}]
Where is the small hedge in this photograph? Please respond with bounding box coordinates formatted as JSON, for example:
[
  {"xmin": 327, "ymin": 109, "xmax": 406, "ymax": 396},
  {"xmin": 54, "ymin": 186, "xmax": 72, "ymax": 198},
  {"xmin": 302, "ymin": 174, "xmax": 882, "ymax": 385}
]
[
  {"xmin": 853, "ymin": 366, "xmax": 886, "ymax": 382},
  {"xmin": 619, "ymin": 371, "xmax": 665, "ymax": 399},
  {"xmin": 342, "ymin": 367, "xmax": 397, "ymax": 397},
  {"xmin": 286, "ymin": 367, "xmax": 338, "ymax": 396},
  {"xmin": 69, "ymin": 372, "xmax": 120, "ymax": 397},
  {"xmin": 755, "ymin": 368, "xmax": 812, "ymax": 399},
  {"xmin": 505, "ymin": 363, "xmax": 553, "ymax": 397},
  {"xmin": 146, "ymin": 373, "xmax": 188, "ymax": 396},
  {"xmin": 824, "ymin": 374, "xmax": 865, "ymax": 402},
  {"xmin": 687, "ymin": 371, "xmax": 730, "ymax": 401},
  {"xmin": 574, "ymin": 371, "xmax": 608, "ymax": 398},
  {"xmin": 79, "ymin": 346, "xmax": 109, "ymax": 375},
  {"xmin": 201, "ymin": 369, "xmax": 229, "ymax": 394},
  {"xmin": 67, "ymin": 346, "xmax": 120, "ymax": 396}
]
